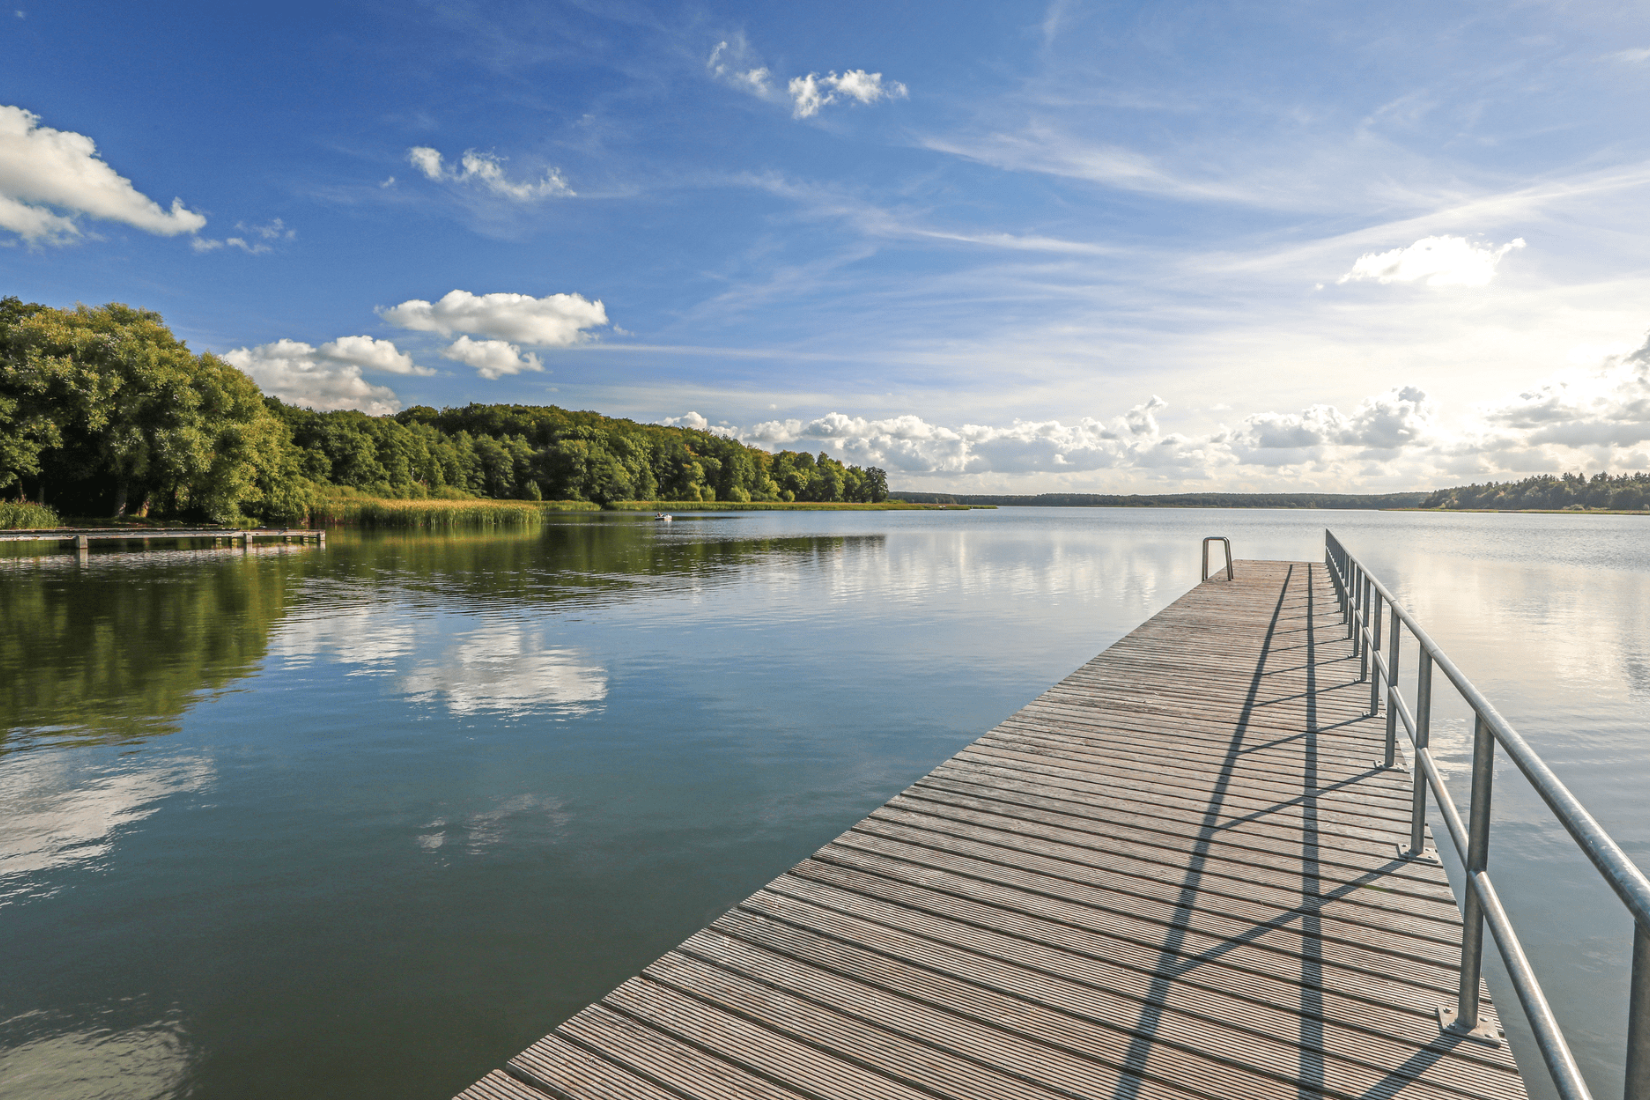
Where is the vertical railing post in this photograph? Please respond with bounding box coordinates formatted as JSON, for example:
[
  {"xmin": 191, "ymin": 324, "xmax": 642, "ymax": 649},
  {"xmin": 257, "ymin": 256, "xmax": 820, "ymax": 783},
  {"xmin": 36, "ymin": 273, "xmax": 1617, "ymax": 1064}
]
[
  {"xmin": 1370, "ymin": 588, "xmax": 1384, "ymax": 713},
  {"xmin": 1410, "ymin": 651, "xmax": 1432, "ymax": 854},
  {"xmin": 1628, "ymin": 920, "xmax": 1650, "ymax": 1100},
  {"xmin": 1355, "ymin": 564, "xmax": 1366, "ymax": 648},
  {"xmin": 1357, "ymin": 576, "xmax": 1369, "ymax": 675},
  {"xmin": 1455, "ymin": 713, "xmax": 1495, "ymax": 1031},
  {"xmin": 1384, "ymin": 610, "xmax": 1401, "ymax": 767},
  {"xmin": 1347, "ymin": 560, "xmax": 1359, "ymax": 641},
  {"xmin": 1339, "ymin": 555, "xmax": 1349, "ymax": 622},
  {"xmin": 1340, "ymin": 548, "xmax": 1351, "ymax": 623}
]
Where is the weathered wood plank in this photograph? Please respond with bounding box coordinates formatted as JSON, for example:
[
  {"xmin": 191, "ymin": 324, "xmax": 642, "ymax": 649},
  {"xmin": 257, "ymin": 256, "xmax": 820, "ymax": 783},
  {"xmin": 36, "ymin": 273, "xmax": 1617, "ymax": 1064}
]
[{"xmin": 453, "ymin": 559, "xmax": 1528, "ymax": 1100}]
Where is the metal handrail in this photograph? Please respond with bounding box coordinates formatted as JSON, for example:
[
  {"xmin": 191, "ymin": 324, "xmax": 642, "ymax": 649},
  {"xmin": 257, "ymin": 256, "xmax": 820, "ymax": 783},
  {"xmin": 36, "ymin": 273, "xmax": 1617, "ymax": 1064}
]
[
  {"xmin": 1201, "ymin": 536, "xmax": 1234, "ymax": 582},
  {"xmin": 1324, "ymin": 529, "xmax": 1650, "ymax": 1100}
]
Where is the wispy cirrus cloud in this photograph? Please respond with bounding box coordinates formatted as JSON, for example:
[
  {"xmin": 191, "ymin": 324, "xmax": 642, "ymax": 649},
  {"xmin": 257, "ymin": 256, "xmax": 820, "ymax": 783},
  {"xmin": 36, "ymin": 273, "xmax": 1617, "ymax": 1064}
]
[
  {"xmin": 191, "ymin": 217, "xmax": 295, "ymax": 255},
  {"xmin": 707, "ymin": 36, "xmax": 774, "ymax": 97}
]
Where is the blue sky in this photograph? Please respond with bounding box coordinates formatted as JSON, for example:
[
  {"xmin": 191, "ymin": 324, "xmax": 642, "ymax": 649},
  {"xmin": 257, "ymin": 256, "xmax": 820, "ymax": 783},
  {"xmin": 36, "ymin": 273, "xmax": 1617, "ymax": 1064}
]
[{"xmin": 4, "ymin": 0, "xmax": 1650, "ymax": 492}]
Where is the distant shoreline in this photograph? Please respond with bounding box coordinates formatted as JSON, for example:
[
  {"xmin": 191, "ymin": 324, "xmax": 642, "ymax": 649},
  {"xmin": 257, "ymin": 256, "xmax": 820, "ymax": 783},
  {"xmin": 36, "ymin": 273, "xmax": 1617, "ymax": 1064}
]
[
  {"xmin": 892, "ymin": 491, "xmax": 1428, "ymax": 509},
  {"xmin": 893, "ymin": 492, "xmax": 1650, "ymax": 514}
]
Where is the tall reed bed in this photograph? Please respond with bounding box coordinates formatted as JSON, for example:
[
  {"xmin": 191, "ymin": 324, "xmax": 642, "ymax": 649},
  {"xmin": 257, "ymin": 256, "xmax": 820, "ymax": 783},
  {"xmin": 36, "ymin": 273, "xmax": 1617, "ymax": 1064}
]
[
  {"xmin": 312, "ymin": 497, "xmax": 557, "ymax": 529},
  {"xmin": 0, "ymin": 502, "xmax": 63, "ymax": 529}
]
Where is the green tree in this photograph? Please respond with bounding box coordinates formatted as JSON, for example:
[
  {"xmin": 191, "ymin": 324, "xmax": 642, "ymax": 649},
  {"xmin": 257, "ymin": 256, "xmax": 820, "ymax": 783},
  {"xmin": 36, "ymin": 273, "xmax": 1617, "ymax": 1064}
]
[{"xmin": 0, "ymin": 301, "xmax": 312, "ymax": 522}]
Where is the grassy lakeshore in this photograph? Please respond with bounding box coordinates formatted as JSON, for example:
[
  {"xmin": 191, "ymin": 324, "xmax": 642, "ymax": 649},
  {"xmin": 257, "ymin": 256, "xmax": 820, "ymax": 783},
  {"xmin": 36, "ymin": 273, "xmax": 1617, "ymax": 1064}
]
[
  {"xmin": 0, "ymin": 496, "xmax": 985, "ymax": 531},
  {"xmin": 312, "ymin": 496, "xmax": 571, "ymax": 528},
  {"xmin": 309, "ymin": 495, "xmax": 983, "ymax": 528},
  {"xmin": 0, "ymin": 502, "xmax": 62, "ymax": 529},
  {"xmin": 602, "ymin": 499, "xmax": 987, "ymax": 512}
]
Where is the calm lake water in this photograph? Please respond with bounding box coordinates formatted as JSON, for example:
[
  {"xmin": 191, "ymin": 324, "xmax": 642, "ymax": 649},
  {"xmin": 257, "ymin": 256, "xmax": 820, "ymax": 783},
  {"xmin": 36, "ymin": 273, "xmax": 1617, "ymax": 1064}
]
[{"xmin": 2, "ymin": 508, "xmax": 1647, "ymax": 1100}]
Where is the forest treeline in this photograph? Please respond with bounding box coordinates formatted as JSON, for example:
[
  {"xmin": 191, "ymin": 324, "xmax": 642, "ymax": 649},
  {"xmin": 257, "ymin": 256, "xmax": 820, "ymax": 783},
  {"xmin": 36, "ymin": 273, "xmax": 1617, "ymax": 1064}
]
[
  {"xmin": 903, "ymin": 476, "xmax": 1650, "ymax": 511},
  {"xmin": 1419, "ymin": 471, "xmax": 1650, "ymax": 511},
  {"xmin": 0, "ymin": 298, "xmax": 888, "ymax": 524},
  {"xmin": 896, "ymin": 491, "xmax": 1431, "ymax": 508}
]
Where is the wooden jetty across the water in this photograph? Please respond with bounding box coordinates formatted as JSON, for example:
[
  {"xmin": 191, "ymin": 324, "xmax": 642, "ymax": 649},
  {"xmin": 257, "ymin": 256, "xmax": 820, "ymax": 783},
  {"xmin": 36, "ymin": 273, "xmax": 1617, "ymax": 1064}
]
[
  {"xmin": 0, "ymin": 526, "xmax": 325, "ymax": 556},
  {"xmin": 457, "ymin": 539, "xmax": 1650, "ymax": 1100}
]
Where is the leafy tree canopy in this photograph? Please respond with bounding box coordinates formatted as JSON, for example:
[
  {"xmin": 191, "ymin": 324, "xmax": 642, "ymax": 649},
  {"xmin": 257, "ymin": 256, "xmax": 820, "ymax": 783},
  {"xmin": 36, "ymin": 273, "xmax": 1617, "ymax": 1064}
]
[
  {"xmin": 0, "ymin": 298, "xmax": 889, "ymax": 521},
  {"xmin": 1420, "ymin": 471, "xmax": 1650, "ymax": 511}
]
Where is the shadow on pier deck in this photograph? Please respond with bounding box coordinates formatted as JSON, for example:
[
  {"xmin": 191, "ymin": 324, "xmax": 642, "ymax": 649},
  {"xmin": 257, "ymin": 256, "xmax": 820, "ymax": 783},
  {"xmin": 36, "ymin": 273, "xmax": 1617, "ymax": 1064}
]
[{"xmin": 457, "ymin": 559, "xmax": 1525, "ymax": 1100}]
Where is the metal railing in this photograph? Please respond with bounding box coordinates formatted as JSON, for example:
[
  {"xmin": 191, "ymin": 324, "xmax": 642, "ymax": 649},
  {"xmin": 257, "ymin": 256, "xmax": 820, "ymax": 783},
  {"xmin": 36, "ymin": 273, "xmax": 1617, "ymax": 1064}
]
[
  {"xmin": 1201, "ymin": 536, "xmax": 1234, "ymax": 582},
  {"xmin": 1324, "ymin": 530, "xmax": 1650, "ymax": 1100}
]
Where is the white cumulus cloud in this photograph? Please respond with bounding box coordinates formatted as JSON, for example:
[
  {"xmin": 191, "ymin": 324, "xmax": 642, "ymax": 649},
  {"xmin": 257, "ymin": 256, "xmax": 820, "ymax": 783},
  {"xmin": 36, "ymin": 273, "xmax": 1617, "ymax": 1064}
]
[
  {"xmin": 406, "ymin": 146, "xmax": 573, "ymax": 200},
  {"xmin": 222, "ymin": 338, "xmax": 404, "ymax": 415},
  {"xmin": 659, "ymin": 410, "xmax": 738, "ymax": 438},
  {"xmin": 789, "ymin": 70, "xmax": 909, "ymax": 119},
  {"xmin": 441, "ymin": 336, "xmax": 543, "ymax": 379},
  {"xmin": 1338, "ymin": 235, "xmax": 1526, "ymax": 288},
  {"xmin": 379, "ymin": 289, "xmax": 608, "ymax": 347},
  {"xmin": 1479, "ymin": 335, "xmax": 1650, "ymax": 448},
  {"xmin": 669, "ymin": 334, "xmax": 1650, "ymax": 492},
  {"xmin": 706, "ymin": 39, "xmax": 907, "ymax": 120},
  {"xmin": 0, "ymin": 104, "xmax": 206, "ymax": 245},
  {"xmin": 318, "ymin": 334, "xmax": 431, "ymax": 376},
  {"xmin": 1234, "ymin": 387, "xmax": 1432, "ymax": 466}
]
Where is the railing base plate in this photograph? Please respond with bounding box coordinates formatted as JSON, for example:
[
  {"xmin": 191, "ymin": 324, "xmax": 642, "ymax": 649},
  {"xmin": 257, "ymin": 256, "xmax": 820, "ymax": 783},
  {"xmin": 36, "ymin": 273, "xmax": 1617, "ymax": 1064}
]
[
  {"xmin": 1437, "ymin": 1006, "xmax": 1505, "ymax": 1046},
  {"xmin": 1398, "ymin": 844, "xmax": 1442, "ymax": 865}
]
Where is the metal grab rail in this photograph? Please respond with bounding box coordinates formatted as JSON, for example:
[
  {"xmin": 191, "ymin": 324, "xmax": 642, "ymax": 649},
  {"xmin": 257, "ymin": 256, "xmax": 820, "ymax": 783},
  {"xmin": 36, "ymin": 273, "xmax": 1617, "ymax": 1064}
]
[
  {"xmin": 1324, "ymin": 529, "xmax": 1650, "ymax": 1100},
  {"xmin": 1201, "ymin": 536, "xmax": 1234, "ymax": 582}
]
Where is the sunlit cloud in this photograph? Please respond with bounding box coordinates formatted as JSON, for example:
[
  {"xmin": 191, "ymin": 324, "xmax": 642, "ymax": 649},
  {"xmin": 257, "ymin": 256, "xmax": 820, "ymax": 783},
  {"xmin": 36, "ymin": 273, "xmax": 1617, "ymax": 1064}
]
[
  {"xmin": 0, "ymin": 105, "xmax": 206, "ymax": 245},
  {"xmin": 788, "ymin": 70, "xmax": 908, "ymax": 119},
  {"xmin": 440, "ymin": 335, "xmax": 543, "ymax": 379},
  {"xmin": 662, "ymin": 334, "xmax": 1650, "ymax": 490},
  {"xmin": 379, "ymin": 289, "xmax": 608, "ymax": 347},
  {"xmin": 659, "ymin": 410, "xmax": 737, "ymax": 438},
  {"xmin": 1338, "ymin": 235, "xmax": 1526, "ymax": 288},
  {"xmin": 222, "ymin": 338, "xmax": 405, "ymax": 416}
]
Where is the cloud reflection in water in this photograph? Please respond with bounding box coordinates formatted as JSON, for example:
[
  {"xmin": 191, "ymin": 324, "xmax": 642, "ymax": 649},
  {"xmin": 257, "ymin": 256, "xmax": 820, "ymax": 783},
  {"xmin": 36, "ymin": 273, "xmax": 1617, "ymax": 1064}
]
[
  {"xmin": 400, "ymin": 622, "xmax": 607, "ymax": 719},
  {"xmin": 0, "ymin": 755, "xmax": 212, "ymax": 907},
  {"xmin": 0, "ymin": 1009, "xmax": 190, "ymax": 1100}
]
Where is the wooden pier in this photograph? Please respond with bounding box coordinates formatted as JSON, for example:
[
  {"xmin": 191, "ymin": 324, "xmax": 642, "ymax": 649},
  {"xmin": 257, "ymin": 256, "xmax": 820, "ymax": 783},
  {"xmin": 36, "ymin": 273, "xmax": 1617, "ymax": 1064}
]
[
  {"xmin": 459, "ymin": 559, "xmax": 1528, "ymax": 1100},
  {"xmin": 0, "ymin": 527, "xmax": 324, "ymax": 554}
]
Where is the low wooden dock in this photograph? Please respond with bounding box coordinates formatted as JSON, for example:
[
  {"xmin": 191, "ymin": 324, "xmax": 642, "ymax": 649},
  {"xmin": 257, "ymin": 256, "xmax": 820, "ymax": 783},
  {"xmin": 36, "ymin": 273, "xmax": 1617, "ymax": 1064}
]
[
  {"xmin": 459, "ymin": 559, "xmax": 1527, "ymax": 1100},
  {"xmin": 0, "ymin": 527, "xmax": 324, "ymax": 553}
]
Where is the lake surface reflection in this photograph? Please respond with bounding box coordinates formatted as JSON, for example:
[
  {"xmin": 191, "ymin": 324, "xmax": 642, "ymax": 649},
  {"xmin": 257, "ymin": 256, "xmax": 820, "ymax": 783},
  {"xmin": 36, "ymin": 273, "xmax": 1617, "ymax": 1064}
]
[{"xmin": 1, "ymin": 509, "xmax": 1646, "ymax": 1100}]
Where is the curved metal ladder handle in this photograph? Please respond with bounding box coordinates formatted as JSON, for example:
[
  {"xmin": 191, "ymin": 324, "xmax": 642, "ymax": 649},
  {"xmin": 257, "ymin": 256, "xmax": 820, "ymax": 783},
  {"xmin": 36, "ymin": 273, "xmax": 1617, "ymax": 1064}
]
[{"xmin": 1201, "ymin": 536, "xmax": 1234, "ymax": 582}]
